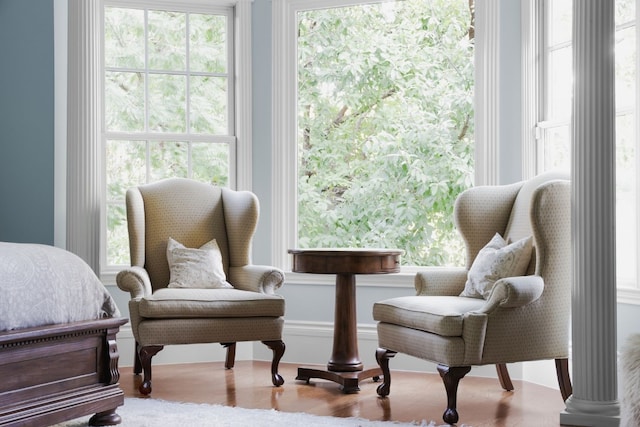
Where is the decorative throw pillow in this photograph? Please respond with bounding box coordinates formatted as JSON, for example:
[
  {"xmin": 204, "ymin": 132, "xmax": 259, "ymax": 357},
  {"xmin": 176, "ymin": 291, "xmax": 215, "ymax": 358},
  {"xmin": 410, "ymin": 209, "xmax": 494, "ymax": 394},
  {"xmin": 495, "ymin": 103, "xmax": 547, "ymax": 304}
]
[
  {"xmin": 166, "ymin": 237, "xmax": 233, "ymax": 289},
  {"xmin": 459, "ymin": 232, "xmax": 533, "ymax": 299}
]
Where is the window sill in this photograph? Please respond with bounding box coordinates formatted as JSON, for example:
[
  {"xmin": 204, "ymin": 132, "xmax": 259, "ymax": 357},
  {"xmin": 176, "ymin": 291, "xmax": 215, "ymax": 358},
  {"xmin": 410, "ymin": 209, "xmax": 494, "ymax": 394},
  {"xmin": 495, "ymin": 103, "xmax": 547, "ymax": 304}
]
[
  {"xmin": 102, "ymin": 267, "xmax": 640, "ymax": 305},
  {"xmin": 617, "ymin": 287, "xmax": 640, "ymax": 306}
]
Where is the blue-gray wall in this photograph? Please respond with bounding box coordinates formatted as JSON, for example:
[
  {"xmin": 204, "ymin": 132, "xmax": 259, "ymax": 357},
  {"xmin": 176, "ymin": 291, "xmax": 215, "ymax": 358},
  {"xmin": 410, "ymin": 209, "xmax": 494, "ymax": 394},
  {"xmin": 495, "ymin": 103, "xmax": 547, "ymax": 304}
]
[{"xmin": 0, "ymin": 0, "xmax": 55, "ymax": 244}]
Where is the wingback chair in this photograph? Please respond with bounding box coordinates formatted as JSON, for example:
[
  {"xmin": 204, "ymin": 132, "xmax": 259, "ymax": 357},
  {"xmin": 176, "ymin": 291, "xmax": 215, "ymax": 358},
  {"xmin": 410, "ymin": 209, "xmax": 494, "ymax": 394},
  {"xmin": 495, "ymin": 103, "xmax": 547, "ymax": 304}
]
[
  {"xmin": 116, "ymin": 178, "xmax": 286, "ymax": 395},
  {"xmin": 373, "ymin": 172, "xmax": 571, "ymax": 425}
]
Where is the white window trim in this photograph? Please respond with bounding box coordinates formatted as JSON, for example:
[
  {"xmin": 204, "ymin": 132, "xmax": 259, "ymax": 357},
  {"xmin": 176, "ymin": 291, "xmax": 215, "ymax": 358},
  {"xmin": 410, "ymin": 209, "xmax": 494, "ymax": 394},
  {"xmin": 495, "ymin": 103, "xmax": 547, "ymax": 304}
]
[
  {"xmin": 474, "ymin": 0, "xmax": 500, "ymax": 186},
  {"xmin": 521, "ymin": 0, "xmax": 544, "ymax": 179},
  {"xmin": 271, "ymin": 0, "xmax": 500, "ymax": 275},
  {"xmin": 618, "ymin": 287, "xmax": 640, "ymax": 305},
  {"xmin": 61, "ymin": 0, "xmax": 252, "ymax": 282}
]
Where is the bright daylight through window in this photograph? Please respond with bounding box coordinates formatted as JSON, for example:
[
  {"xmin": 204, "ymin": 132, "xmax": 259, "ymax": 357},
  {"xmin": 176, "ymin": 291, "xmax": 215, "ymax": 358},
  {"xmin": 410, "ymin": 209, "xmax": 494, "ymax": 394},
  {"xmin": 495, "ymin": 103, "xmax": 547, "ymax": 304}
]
[
  {"xmin": 295, "ymin": 0, "xmax": 475, "ymax": 267},
  {"xmin": 540, "ymin": 0, "xmax": 638, "ymax": 291},
  {"xmin": 103, "ymin": 4, "xmax": 235, "ymax": 266}
]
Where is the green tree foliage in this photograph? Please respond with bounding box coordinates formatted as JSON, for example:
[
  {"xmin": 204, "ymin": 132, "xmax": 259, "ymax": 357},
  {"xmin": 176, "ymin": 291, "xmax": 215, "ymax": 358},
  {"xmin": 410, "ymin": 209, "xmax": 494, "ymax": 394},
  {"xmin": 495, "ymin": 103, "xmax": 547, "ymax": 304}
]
[
  {"xmin": 297, "ymin": 0, "xmax": 475, "ymax": 266},
  {"xmin": 104, "ymin": 7, "xmax": 230, "ymax": 265}
]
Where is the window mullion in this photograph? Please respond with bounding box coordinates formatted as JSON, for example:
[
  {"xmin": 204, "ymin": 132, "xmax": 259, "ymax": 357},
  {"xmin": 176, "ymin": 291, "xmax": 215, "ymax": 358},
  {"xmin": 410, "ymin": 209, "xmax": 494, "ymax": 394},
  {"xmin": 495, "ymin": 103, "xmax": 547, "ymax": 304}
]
[
  {"xmin": 186, "ymin": 13, "xmax": 192, "ymax": 178},
  {"xmin": 522, "ymin": 0, "xmax": 545, "ymax": 178},
  {"xmin": 144, "ymin": 9, "xmax": 149, "ymax": 135}
]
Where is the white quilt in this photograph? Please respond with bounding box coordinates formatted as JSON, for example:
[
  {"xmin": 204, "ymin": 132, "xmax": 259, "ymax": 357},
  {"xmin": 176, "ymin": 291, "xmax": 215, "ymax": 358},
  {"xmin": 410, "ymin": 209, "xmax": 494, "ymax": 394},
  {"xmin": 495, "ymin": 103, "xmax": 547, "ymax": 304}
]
[{"xmin": 0, "ymin": 242, "xmax": 121, "ymax": 331}]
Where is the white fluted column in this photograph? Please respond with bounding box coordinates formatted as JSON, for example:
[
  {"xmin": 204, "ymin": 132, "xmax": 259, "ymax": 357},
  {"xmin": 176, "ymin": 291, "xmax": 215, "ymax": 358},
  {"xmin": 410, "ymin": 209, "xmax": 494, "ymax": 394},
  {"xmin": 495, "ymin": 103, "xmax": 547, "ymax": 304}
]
[
  {"xmin": 66, "ymin": 0, "xmax": 102, "ymax": 272},
  {"xmin": 560, "ymin": 1, "xmax": 620, "ymax": 425}
]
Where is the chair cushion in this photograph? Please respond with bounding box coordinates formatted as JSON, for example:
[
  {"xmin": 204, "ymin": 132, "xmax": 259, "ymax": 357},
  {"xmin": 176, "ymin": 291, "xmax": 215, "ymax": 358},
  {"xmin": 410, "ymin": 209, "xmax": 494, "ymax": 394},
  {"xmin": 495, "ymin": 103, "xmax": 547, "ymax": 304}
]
[
  {"xmin": 373, "ymin": 295, "xmax": 485, "ymax": 337},
  {"xmin": 166, "ymin": 237, "xmax": 232, "ymax": 289},
  {"xmin": 139, "ymin": 288, "xmax": 285, "ymax": 319},
  {"xmin": 459, "ymin": 232, "xmax": 533, "ymax": 299}
]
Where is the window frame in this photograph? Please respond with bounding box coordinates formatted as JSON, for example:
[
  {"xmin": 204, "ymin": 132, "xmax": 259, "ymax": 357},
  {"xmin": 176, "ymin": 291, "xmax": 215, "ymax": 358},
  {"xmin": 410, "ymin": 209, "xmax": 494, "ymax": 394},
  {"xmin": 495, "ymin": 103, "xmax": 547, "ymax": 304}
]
[
  {"xmin": 102, "ymin": 1, "xmax": 237, "ymax": 269},
  {"xmin": 62, "ymin": 0, "xmax": 253, "ymax": 283},
  {"xmin": 271, "ymin": 0, "xmax": 499, "ymax": 275}
]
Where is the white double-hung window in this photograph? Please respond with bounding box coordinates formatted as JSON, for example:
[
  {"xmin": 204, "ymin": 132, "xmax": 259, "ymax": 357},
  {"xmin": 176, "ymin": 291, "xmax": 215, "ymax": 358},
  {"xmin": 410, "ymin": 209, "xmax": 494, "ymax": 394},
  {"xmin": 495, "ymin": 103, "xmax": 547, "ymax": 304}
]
[
  {"xmin": 100, "ymin": 0, "xmax": 251, "ymax": 272},
  {"xmin": 530, "ymin": 0, "xmax": 639, "ymax": 302},
  {"xmin": 272, "ymin": 0, "xmax": 492, "ymax": 272}
]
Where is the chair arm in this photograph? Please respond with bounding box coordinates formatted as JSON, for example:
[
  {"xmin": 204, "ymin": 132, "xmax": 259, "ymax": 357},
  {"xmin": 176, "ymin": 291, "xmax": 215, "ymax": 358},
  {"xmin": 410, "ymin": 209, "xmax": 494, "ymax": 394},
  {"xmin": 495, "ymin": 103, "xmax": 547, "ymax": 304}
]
[
  {"xmin": 116, "ymin": 266, "xmax": 153, "ymax": 299},
  {"xmin": 415, "ymin": 266, "xmax": 468, "ymax": 296},
  {"xmin": 229, "ymin": 265, "xmax": 285, "ymax": 295},
  {"xmin": 477, "ymin": 275, "xmax": 544, "ymax": 313}
]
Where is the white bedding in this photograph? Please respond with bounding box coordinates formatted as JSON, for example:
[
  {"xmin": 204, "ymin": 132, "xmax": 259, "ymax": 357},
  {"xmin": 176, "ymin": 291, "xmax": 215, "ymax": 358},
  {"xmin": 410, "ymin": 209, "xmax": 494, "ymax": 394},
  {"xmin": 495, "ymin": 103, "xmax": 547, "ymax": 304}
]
[{"xmin": 0, "ymin": 242, "xmax": 121, "ymax": 331}]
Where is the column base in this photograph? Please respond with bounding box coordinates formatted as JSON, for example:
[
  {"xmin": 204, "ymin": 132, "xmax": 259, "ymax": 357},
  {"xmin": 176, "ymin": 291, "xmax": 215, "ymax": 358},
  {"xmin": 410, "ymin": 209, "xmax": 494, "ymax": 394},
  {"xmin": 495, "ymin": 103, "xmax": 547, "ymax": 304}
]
[{"xmin": 560, "ymin": 396, "xmax": 620, "ymax": 427}]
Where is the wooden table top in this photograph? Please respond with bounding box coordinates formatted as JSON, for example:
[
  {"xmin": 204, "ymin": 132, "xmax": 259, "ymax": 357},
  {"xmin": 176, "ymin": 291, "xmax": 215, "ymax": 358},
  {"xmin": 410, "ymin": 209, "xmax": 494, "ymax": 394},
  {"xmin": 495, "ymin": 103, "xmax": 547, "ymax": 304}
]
[
  {"xmin": 288, "ymin": 248, "xmax": 403, "ymax": 275},
  {"xmin": 288, "ymin": 248, "xmax": 403, "ymax": 256}
]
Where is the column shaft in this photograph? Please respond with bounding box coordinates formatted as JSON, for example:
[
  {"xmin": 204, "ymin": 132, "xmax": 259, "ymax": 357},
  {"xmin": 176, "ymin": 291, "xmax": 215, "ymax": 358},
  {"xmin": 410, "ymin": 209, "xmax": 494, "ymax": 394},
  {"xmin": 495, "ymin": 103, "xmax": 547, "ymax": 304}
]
[
  {"xmin": 561, "ymin": 1, "xmax": 620, "ymax": 425},
  {"xmin": 66, "ymin": 0, "xmax": 102, "ymax": 272}
]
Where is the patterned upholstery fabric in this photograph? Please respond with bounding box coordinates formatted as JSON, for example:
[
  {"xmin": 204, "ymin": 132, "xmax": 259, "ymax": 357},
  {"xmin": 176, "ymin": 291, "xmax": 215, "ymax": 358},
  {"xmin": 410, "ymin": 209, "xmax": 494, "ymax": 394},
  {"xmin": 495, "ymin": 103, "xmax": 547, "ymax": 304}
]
[
  {"xmin": 139, "ymin": 288, "xmax": 285, "ymax": 318},
  {"xmin": 136, "ymin": 317, "xmax": 285, "ymax": 346},
  {"xmin": 373, "ymin": 295, "xmax": 485, "ymax": 337},
  {"xmin": 116, "ymin": 178, "xmax": 286, "ymax": 347},
  {"xmin": 374, "ymin": 171, "xmax": 570, "ymax": 366}
]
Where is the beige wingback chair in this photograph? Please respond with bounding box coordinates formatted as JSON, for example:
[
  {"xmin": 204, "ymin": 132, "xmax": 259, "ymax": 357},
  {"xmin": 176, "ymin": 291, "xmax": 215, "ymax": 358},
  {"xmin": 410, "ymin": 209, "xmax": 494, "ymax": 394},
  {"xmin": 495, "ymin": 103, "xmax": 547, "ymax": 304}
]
[
  {"xmin": 116, "ymin": 178, "xmax": 286, "ymax": 395},
  {"xmin": 373, "ymin": 172, "xmax": 571, "ymax": 425}
]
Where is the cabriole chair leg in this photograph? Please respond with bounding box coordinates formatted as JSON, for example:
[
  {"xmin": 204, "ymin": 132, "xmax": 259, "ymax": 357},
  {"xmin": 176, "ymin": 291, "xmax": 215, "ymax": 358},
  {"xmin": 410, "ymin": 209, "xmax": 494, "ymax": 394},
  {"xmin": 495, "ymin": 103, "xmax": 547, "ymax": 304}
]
[
  {"xmin": 263, "ymin": 340, "xmax": 285, "ymax": 386},
  {"xmin": 375, "ymin": 347, "xmax": 397, "ymax": 397},
  {"xmin": 555, "ymin": 358, "xmax": 572, "ymax": 401},
  {"xmin": 495, "ymin": 363, "xmax": 514, "ymax": 391},
  {"xmin": 138, "ymin": 345, "xmax": 163, "ymax": 395},
  {"xmin": 437, "ymin": 364, "xmax": 471, "ymax": 425},
  {"xmin": 133, "ymin": 341, "xmax": 142, "ymax": 375}
]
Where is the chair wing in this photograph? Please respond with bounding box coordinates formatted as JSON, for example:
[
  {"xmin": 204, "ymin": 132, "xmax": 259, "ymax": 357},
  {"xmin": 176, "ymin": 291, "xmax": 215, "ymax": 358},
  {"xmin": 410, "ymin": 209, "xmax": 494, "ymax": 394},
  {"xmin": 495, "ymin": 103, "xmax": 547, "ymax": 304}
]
[
  {"xmin": 221, "ymin": 187, "xmax": 259, "ymax": 267},
  {"xmin": 454, "ymin": 181, "xmax": 521, "ymax": 269},
  {"xmin": 127, "ymin": 178, "xmax": 229, "ymax": 291}
]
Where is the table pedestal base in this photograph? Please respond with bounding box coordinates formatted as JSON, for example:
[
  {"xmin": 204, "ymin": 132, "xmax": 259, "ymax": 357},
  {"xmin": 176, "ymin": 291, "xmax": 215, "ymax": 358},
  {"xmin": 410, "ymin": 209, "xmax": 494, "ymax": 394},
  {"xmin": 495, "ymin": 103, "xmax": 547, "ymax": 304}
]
[
  {"xmin": 295, "ymin": 366, "xmax": 382, "ymax": 393},
  {"xmin": 288, "ymin": 248, "xmax": 402, "ymax": 394}
]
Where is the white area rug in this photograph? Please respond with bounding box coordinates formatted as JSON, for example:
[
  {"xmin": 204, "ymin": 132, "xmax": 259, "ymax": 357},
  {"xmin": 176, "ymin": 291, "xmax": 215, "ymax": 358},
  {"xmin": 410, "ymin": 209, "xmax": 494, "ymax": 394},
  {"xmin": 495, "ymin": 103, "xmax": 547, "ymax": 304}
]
[{"xmin": 51, "ymin": 398, "xmax": 452, "ymax": 427}]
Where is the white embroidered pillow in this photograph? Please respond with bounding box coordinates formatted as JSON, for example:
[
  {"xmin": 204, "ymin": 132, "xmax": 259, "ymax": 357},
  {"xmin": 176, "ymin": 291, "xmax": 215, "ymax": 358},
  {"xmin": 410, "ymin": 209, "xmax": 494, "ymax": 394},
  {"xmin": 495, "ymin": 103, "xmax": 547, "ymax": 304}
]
[
  {"xmin": 459, "ymin": 233, "xmax": 533, "ymax": 299},
  {"xmin": 166, "ymin": 237, "xmax": 233, "ymax": 289}
]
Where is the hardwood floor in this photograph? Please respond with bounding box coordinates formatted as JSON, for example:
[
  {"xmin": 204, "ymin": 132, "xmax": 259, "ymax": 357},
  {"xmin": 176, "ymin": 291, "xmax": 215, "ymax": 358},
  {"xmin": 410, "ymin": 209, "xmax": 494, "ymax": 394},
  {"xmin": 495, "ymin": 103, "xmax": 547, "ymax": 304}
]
[{"xmin": 119, "ymin": 361, "xmax": 568, "ymax": 426}]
